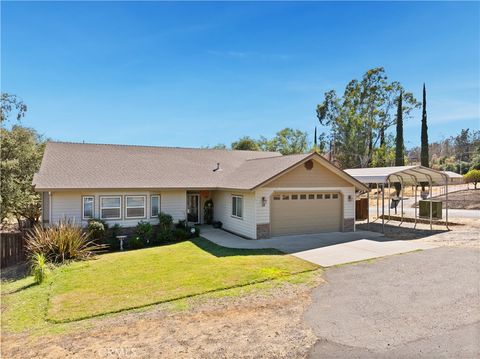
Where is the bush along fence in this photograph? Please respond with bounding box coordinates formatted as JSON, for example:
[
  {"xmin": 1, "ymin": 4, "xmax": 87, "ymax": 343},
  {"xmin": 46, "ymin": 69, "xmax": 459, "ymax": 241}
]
[{"xmin": 1, "ymin": 231, "xmax": 27, "ymax": 268}]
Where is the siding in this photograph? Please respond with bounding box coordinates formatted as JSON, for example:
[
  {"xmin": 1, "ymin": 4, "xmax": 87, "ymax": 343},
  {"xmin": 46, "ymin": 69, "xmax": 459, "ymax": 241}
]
[
  {"xmin": 266, "ymin": 160, "xmax": 352, "ymax": 188},
  {"xmin": 212, "ymin": 190, "xmax": 256, "ymax": 239},
  {"xmin": 50, "ymin": 189, "xmax": 187, "ymax": 227}
]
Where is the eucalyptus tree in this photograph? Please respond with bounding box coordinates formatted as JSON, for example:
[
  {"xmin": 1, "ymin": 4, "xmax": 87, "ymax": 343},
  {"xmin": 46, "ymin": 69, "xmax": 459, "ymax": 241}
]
[{"xmin": 316, "ymin": 68, "xmax": 419, "ymax": 168}]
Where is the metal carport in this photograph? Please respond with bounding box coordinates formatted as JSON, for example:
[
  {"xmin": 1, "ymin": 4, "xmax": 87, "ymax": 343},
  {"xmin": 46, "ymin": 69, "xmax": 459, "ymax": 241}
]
[{"xmin": 345, "ymin": 166, "xmax": 451, "ymax": 232}]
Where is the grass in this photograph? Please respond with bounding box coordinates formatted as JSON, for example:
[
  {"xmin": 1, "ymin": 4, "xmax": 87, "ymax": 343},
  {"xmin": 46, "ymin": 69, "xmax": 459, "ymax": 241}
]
[{"xmin": 1, "ymin": 238, "xmax": 318, "ymax": 333}]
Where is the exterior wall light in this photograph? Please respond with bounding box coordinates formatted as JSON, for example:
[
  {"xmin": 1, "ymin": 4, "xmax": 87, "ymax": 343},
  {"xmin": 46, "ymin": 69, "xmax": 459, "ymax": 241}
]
[
  {"xmin": 348, "ymin": 195, "xmax": 352, "ymax": 202},
  {"xmin": 262, "ymin": 196, "xmax": 267, "ymax": 207}
]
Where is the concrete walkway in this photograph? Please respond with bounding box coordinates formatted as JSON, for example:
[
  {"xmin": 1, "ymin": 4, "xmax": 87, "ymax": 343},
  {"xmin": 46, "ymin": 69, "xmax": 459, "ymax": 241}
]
[{"xmin": 201, "ymin": 226, "xmax": 436, "ymax": 267}]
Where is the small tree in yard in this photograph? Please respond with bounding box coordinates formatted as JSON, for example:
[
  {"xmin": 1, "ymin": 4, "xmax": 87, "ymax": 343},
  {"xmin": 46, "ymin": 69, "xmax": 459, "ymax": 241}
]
[{"xmin": 464, "ymin": 169, "xmax": 480, "ymax": 189}]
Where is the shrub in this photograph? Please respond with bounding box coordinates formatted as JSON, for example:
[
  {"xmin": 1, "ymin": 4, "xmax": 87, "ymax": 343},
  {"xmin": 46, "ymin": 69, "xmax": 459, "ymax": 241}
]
[
  {"xmin": 31, "ymin": 253, "xmax": 48, "ymax": 284},
  {"xmin": 26, "ymin": 220, "xmax": 104, "ymax": 263},
  {"xmin": 156, "ymin": 229, "xmax": 173, "ymax": 244},
  {"xmin": 173, "ymin": 228, "xmax": 189, "ymax": 241},
  {"xmin": 158, "ymin": 212, "xmax": 173, "ymax": 231},
  {"xmin": 128, "ymin": 236, "xmax": 144, "ymax": 250},
  {"xmin": 87, "ymin": 219, "xmax": 106, "ymax": 240},
  {"xmin": 175, "ymin": 220, "xmax": 187, "ymax": 229},
  {"xmin": 135, "ymin": 221, "xmax": 153, "ymax": 246},
  {"xmin": 105, "ymin": 224, "xmax": 122, "ymax": 251}
]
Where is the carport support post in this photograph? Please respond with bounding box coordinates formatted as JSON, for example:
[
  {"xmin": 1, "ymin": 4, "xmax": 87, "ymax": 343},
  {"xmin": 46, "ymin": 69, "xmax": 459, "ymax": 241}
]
[
  {"xmin": 429, "ymin": 176, "xmax": 433, "ymax": 230},
  {"xmin": 442, "ymin": 173, "xmax": 449, "ymax": 230},
  {"xmin": 399, "ymin": 176, "xmax": 404, "ymax": 226},
  {"xmin": 376, "ymin": 183, "xmax": 379, "ymax": 219},
  {"xmin": 388, "ymin": 180, "xmax": 391, "ymax": 220},
  {"xmin": 367, "ymin": 189, "xmax": 370, "ymax": 229},
  {"xmin": 382, "ymin": 183, "xmax": 385, "ymax": 233}
]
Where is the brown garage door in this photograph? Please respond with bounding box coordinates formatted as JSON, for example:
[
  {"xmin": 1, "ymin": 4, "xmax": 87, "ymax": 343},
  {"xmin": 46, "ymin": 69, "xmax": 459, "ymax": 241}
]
[{"xmin": 271, "ymin": 192, "xmax": 342, "ymax": 236}]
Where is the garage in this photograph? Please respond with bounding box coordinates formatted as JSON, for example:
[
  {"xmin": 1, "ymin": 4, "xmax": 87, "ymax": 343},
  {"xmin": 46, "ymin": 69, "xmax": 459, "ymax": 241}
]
[{"xmin": 270, "ymin": 192, "xmax": 343, "ymax": 236}]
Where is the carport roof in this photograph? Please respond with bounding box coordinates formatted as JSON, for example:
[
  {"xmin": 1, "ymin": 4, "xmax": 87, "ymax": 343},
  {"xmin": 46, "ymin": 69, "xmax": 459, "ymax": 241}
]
[{"xmin": 344, "ymin": 166, "xmax": 449, "ymax": 186}]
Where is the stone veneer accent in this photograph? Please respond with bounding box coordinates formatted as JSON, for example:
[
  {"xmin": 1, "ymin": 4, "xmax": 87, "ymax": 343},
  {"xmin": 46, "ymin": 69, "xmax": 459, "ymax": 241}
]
[
  {"xmin": 343, "ymin": 218, "xmax": 355, "ymax": 232},
  {"xmin": 256, "ymin": 223, "xmax": 271, "ymax": 239}
]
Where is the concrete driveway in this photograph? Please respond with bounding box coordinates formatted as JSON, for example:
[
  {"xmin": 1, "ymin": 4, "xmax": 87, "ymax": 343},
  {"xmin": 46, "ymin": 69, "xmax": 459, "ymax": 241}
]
[
  {"xmin": 305, "ymin": 246, "xmax": 480, "ymax": 358},
  {"xmin": 201, "ymin": 226, "xmax": 436, "ymax": 266}
]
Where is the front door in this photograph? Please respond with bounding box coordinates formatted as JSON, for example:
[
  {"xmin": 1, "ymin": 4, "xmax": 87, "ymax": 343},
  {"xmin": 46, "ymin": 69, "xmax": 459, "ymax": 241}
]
[{"xmin": 187, "ymin": 194, "xmax": 200, "ymax": 223}]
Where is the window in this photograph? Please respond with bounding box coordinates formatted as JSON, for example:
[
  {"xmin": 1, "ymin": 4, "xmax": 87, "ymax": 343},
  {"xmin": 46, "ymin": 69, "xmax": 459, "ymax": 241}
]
[
  {"xmin": 100, "ymin": 196, "xmax": 122, "ymax": 219},
  {"xmin": 300, "ymin": 194, "xmax": 307, "ymax": 200},
  {"xmin": 308, "ymin": 194, "xmax": 315, "ymax": 200},
  {"xmin": 232, "ymin": 195, "xmax": 243, "ymax": 218},
  {"xmin": 82, "ymin": 196, "xmax": 94, "ymax": 220},
  {"xmin": 125, "ymin": 196, "xmax": 146, "ymax": 219},
  {"xmin": 291, "ymin": 194, "xmax": 298, "ymax": 200},
  {"xmin": 150, "ymin": 195, "xmax": 160, "ymax": 217},
  {"xmin": 282, "ymin": 195, "xmax": 290, "ymax": 200},
  {"xmin": 332, "ymin": 193, "xmax": 339, "ymax": 199},
  {"xmin": 325, "ymin": 194, "xmax": 331, "ymax": 199},
  {"xmin": 317, "ymin": 194, "xmax": 323, "ymax": 199},
  {"xmin": 273, "ymin": 195, "xmax": 280, "ymax": 201}
]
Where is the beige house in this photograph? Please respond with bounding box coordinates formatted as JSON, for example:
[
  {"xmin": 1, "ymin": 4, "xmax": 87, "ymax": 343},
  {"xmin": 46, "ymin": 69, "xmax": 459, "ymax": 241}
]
[{"xmin": 33, "ymin": 142, "xmax": 367, "ymax": 239}]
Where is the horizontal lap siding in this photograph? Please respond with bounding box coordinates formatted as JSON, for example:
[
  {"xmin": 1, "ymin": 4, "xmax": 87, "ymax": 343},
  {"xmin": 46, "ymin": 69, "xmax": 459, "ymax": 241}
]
[
  {"xmin": 50, "ymin": 190, "xmax": 187, "ymax": 227},
  {"xmin": 212, "ymin": 190, "xmax": 256, "ymax": 239}
]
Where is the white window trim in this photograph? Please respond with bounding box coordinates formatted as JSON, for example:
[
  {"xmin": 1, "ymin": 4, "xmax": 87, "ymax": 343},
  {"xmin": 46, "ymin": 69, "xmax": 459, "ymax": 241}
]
[
  {"xmin": 125, "ymin": 195, "xmax": 147, "ymax": 219},
  {"xmin": 150, "ymin": 195, "xmax": 160, "ymax": 218},
  {"xmin": 231, "ymin": 195, "xmax": 244, "ymax": 219},
  {"xmin": 100, "ymin": 195, "xmax": 122, "ymax": 220},
  {"xmin": 82, "ymin": 196, "xmax": 95, "ymax": 220}
]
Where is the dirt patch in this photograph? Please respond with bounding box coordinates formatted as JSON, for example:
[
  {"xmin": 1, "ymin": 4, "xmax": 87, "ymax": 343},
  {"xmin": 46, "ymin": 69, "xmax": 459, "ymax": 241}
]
[
  {"xmin": 357, "ymin": 219, "xmax": 480, "ymax": 248},
  {"xmin": 1, "ymin": 275, "xmax": 323, "ymax": 359},
  {"xmin": 420, "ymin": 189, "xmax": 480, "ymax": 210}
]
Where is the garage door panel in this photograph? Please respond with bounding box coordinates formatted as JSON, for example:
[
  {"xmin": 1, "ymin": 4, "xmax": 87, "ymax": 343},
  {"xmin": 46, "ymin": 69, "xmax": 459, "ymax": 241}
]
[{"xmin": 271, "ymin": 192, "xmax": 342, "ymax": 236}]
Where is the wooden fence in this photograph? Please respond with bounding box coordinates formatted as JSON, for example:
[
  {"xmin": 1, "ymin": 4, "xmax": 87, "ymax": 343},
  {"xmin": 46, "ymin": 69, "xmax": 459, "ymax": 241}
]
[
  {"xmin": 355, "ymin": 198, "xmax": 369, "ymax": 220},
  {"xmin": 1, "ymin": 231, "xmax": 27, "ymax": 268}
]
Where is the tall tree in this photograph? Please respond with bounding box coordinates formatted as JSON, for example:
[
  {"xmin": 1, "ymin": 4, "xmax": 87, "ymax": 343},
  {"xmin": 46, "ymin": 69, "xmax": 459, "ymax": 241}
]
[
  {"xmin": 394, "ymin": 92, "xmax": 404, "ymax": 196},
  {"xmin": 231, "ymin": 136, "xmax": 260, "ymax": 151},
  {"xmin": 395, "ymin": 91, "xmax": 404, "ymax": 166},
  {"xmin": 1, "ymin": 93, "xmax": 27, "ymax": 124},
  {"xmin": 420, "ymin": 84, "xmax": 429, "ymax": 191},
  {"xmin": 316, "ymin": 68, "xmax": 419, "ymax": 169},
  {"xmin": 1, "ymin": 125, "xmax": 45, "ymax": 225},
  {"xmin": 420, "ymin": 83, "xmax": 429, "ymax": 167},
  {"xmin": 314, "ymin": 126, "xmax": 318, "ymax": 151},
  {"xmin": 259, "ymin": 128, "xmax": 308, "ymax": 155}
]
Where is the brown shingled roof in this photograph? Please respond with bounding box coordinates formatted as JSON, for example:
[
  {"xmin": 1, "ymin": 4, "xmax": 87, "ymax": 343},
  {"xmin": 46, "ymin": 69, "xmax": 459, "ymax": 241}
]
[{"xmin": 32, "ymin": 142, "xmax": 365, "ymax": 190}]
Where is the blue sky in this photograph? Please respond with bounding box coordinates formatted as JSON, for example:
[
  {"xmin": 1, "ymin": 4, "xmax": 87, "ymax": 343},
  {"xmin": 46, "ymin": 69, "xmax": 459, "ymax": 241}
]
[{"xmin": 2, "ymin": 1, "xmax": 479, "ymax": 149}]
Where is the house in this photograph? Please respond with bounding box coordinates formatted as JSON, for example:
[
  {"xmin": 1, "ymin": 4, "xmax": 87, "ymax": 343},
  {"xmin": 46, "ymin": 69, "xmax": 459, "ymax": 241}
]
[{"xmin": 32, "ymin": 142, "xmax": 367, "ymax": 239}]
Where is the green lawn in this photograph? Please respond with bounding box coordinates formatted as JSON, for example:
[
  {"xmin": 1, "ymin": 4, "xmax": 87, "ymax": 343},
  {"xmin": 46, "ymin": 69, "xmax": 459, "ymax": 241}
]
[{"xmin": 2, "ymin": 238, "xmax": 318, "ymax": 331}]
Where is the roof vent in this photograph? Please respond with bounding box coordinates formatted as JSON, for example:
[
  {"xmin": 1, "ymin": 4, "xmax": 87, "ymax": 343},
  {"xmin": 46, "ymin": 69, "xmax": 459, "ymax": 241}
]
[{"xmin": 213, "ymin": 162, "xmax": 222, "ymax": 172}]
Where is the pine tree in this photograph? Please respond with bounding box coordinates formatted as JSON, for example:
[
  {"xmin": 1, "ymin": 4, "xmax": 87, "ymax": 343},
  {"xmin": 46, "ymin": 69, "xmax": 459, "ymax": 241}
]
[{"xmin": 314, "ymin": 126, "xmax": 318, "ymax": 151}]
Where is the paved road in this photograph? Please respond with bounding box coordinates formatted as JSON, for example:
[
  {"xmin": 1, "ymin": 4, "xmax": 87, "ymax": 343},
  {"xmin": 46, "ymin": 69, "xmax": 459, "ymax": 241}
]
[{"xmin": 305, "ymin": 247, "xmax": 480, "ymax": 358}]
